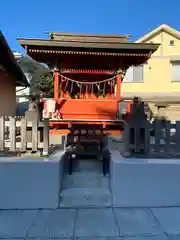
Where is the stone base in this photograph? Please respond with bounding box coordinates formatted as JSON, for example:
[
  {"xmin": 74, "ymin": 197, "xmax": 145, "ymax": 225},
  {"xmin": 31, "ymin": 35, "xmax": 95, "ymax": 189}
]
[
  {"xmin": 0, "ymin": 151, "xmax": 65, "ymax": 209},
  {"xmin": 110, "ymin": 150, "xmax": 180, "ymax": 207}
]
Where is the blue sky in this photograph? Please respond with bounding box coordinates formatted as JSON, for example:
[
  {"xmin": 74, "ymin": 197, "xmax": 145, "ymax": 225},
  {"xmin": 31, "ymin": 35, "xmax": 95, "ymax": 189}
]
[{"xmin": 1, "ymin": 0, "xmax": 179, "ymax": 53}]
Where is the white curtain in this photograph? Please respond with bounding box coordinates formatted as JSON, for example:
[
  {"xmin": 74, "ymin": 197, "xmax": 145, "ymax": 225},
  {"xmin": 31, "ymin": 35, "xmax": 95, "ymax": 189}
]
[
  {"xmin": 172, "ymin": 63, "xmax": 180, "ymax": 81},
  {"xmin": 123, "ymin": 65, "xmax": 144, "ymax": 82},
  {"xmin": 123, "ymin": 67, "xmax": 134, "ymax": 82}
]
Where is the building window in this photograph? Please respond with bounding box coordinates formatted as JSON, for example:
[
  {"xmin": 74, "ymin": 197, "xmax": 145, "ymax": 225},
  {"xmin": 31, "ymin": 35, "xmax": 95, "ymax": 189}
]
[
  {"xmin": 170, "ymin": 40, "xmax": 175, "ymax": 46},
  {"xmin": 172, "ymin": 62, "xmax": 180, "ymax": 81},
  {"xmin": 123, "ymin": 65, "xmax": 144, "ymax": 82}
]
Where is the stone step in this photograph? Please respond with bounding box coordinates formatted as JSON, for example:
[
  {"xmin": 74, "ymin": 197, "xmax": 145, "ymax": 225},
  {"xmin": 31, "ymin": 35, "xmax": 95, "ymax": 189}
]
[
  {"xmin": 59, "ymin": 187, "xmax": 112, "ymax": 207},
  {"xmin": 72, "ymin": 160, "xmax": 103, "ymax": 174},
  {"xmin": 74, "ymin": 159, "xmax": 101, "ymax": 170},
  {"xmin": 63, "ymin": 172, "xmax": 109, "ymax": 189}
]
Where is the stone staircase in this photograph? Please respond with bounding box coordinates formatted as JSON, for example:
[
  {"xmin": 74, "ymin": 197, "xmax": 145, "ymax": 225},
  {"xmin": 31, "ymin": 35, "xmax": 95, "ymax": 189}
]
[{"xmin": 59, "ymin": 158, "xmax": 112, "ymax": 208}]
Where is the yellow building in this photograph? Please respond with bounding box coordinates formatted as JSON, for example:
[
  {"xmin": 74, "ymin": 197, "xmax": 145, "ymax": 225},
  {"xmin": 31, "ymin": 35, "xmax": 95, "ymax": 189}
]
[{"xmin": 121, "ymin": 24, "xmax": 180, "ymax": 102}]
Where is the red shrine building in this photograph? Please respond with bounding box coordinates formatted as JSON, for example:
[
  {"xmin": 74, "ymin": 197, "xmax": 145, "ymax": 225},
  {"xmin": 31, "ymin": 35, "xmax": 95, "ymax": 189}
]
[{"xmin": 18, "ymin": 32, "xmax": 158, "ymax": 136}]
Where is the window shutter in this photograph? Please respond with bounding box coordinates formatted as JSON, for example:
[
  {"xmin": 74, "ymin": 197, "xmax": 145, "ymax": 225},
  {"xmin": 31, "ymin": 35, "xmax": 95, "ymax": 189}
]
[
  {"xmin": 133, "ymin": 65, "xmax": 144, "ymax": 82},
  {"xmin": 123, "ymin": 67, "xmax": 133, "ymax": 82},
  {"xmin": 172, "ymin": 63, "xmax": 180, "ymax": 81}
]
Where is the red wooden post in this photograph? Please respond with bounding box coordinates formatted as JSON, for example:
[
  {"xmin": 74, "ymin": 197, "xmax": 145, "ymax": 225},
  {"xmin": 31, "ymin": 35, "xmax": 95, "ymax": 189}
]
[
  {"xmin": 107, "ymin": 82, "xmax": 114, "ymax": 99},
  {"xmin": 116, "ymin": 74, "xmax": 121, "ymax": 101},
  {"xmin": 115, "ymin": 74, "xmax": 121, "ymax": 115},
  {"xmin": 54, "ymin": 70, "xmax": 59, "ymax": 101},
  {"xmin": 59, "ymin": 75, "xmax": 64, "ymax": 98}
]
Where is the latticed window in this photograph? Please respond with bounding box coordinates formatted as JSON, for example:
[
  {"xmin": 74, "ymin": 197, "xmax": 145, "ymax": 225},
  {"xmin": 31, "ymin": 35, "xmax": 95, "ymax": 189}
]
[
  {"xmin": 172, "ymin": 62, "xmax": 180, "ymax": 82},
  {"xmin": 123, "ymin": 65, "xmax": 144, "ymax": 82}
]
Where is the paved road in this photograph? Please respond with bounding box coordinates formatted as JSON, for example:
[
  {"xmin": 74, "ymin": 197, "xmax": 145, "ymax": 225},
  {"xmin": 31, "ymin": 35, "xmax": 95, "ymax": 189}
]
[{"xmin": 0, "ymin": 207, "xmax": 179, "ymax": 239}]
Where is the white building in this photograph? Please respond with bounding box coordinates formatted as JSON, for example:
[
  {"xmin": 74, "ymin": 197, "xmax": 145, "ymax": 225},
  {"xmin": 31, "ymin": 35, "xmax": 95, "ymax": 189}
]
[
  {"xmin": 13, "ymin": 52, "xmax": 31, "ymax": 103},
  {"xmin": 16, "ymin": 73, "xmax": 31, "ymax": 103}
]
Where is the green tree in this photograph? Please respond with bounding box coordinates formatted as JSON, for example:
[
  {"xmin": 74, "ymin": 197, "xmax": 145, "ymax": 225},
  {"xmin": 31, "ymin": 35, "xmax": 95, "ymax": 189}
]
[
  {"xmin": 17, "ymin": 55, "xmax": 54, "ymax": 97},
  {"xmin": 38, "ymin": 70, "xmax": 54, "ymax": 98}
]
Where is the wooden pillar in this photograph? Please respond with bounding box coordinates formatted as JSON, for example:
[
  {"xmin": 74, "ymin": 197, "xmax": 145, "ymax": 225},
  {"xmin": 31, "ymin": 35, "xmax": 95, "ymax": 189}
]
[
  {"xmin": 107, "ymin": 81, "xmax": 114, "ymax": 99},
  {"xmin": 0, "ymin": 116, "xmax": 5, "ymax": 152},
  {"xmin": 43, "ymin": 118, "xmax": 49, "ymax": 156},
  {"xmin": 116, "ymin": 74, "xmax": 121, "ymax": 102},
  {"xmin": 59, "ymin": 74, "xmax": 64, "ymax": 99},
  {"xmin": 53, "ymin": 69, "xmax": 59, "ymax": 102},
  {"xmin": 115, "ymin": 74, "xmax": 121, "ymax": 116}
]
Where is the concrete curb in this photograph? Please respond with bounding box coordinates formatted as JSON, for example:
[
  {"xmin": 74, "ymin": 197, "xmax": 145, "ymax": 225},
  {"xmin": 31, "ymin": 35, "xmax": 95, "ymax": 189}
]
[{"xmin": 110, "ymin": 150, "xmax": 180, "ymax": 207}]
